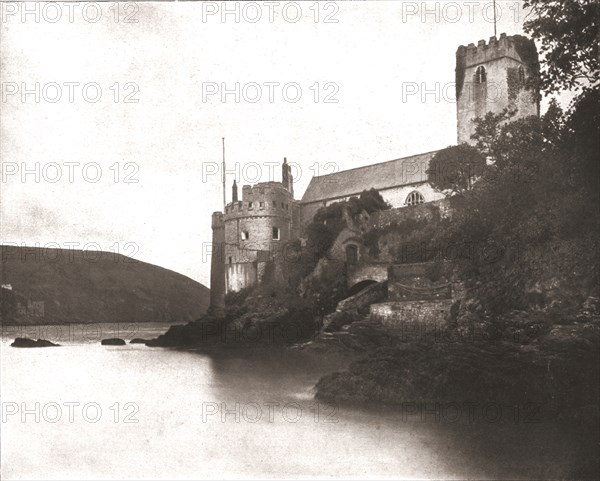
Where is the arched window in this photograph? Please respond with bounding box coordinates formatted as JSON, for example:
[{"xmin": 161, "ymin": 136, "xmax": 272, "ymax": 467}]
[
  {"xmin": 346, "ymin": 245, "xmax": 358, "ymax": 265},
  {"xmin": 475, "ymin": 66, "xmax": 487, "ymax": 84},
  {"xmin": 405, "ymin": 191, "xmax": 425, "ymax": 206},
  {"xmin": 518, "ymin": 66, "xmax": 526, "ymax": 83}
]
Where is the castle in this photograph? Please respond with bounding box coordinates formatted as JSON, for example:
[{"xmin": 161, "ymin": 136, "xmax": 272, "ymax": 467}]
[{"xmin": 210, "ymin": 33, "xmax": 540, "ymax": 309}]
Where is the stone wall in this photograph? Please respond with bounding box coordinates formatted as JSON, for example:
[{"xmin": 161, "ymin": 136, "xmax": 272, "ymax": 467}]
[
  {"xmin": 388, "ymin": 263, "xmax": 452, "ymax": 301},
  {"xmin": 226, "ymin": 262, "xmax": 257, "ymax": 293},
  {"xmin": 370, "ymin": 299, "xmax": 454, "ymax": 330},
  {"xmin": 369, "ymin": 199, "xmax": 450, "ymax": 230},
  {"xmin": 299, "ymin": 184, "xmax": 445, "ymax": 231}
]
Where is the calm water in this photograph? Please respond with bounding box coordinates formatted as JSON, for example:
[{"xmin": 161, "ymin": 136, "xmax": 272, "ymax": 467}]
[{"xmin": 1, "ymin": 322, "xmax": 595, "ymax": 480}]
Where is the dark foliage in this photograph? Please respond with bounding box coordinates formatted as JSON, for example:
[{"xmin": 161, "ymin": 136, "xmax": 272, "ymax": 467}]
[
  {"xmin": 305, "ymin": 189, "xmax": 389, "ymax": 272},
  {"xmin": 427, "ymin": 144, "xmax": 487, "ymax": 193},
  {"xmin": 523, "ymin": 0, "xmax": 599, "ymax": 92}
]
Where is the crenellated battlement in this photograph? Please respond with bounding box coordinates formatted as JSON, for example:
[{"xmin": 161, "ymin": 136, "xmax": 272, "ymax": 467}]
[
  {"xmin": 224, "ymin": 182, "xmax": 293, "ymax": 219},
  {"xmin": 457, "ymin": 33, "xmax": 536, "ymax": 68},
  {"xmin": 211, "ymin": 211, "xmax": 224, "ymax": 229}
]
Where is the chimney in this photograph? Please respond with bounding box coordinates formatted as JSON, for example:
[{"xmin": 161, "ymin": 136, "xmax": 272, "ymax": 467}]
[
  {"xmin": 282, "ymin": 157, "xmax": 293, "ymax": 196},
  {"xmin": 232, "ymin": 180, "xmax": 238, "ymax": 203}
]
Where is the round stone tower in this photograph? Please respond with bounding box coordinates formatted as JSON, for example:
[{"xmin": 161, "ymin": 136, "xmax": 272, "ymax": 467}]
[{"xmin": 223, "ymin": 181, "xmax": 294, "ymax": 292}]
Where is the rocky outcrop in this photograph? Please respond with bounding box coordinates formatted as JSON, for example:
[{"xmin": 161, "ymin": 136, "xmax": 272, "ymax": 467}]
[
  {"xmin": 298, "ymin": 319, "xmax": 397, "ymax": 354},
  {"xmin": 322, "ymin": 310, "xmax": 363, "ymax": 333},
  {"xmin": 147, "ymin": 293, "xmax": 318, "ymax": 348},
  {"xmin": 101, "ymin": 338, "xmax": 126, "ymax": 346},
  {"xmin": 10, "ymin": 337, "xmax": 59, "ymax": 348},
  {"xmin": 314, "ymin": 296, "xmax": 600, "ymax": 423}
]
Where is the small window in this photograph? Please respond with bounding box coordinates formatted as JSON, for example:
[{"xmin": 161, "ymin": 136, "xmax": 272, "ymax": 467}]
[
  {"xmin": 405, "ymin": 191, "xmax": 425, "ymax": 206},
  {"xmin": 346, "ymin": 245, "xmax": 358, "ymax": 265},
  {"xmin": 475, "ymin": 65, "xmax": 487, "ymax": 84},
  {"xmin": 228, "ymin": 256, "xmax": 232, "ymax": 265},
  {"xmin": 248, "ymin": 202, "xmax": 253, "ymax": 209},
  {"xmin": 518, "ymin": 65, "xmax": 525, "ymax": 83},
  {"xmin": 241, "ymin": 231, "xmax": 249, "ymax": 240},
  {"xmin": 259, "ymin": 201, "xmax": 264, "ymax": 209},
  {"xmin": 273, "ymin": 200, "xmax": 277, "ymax": 208},
  {"xmin": 272, "ymin": 227, "xmax": 280, "ymax": 240}
]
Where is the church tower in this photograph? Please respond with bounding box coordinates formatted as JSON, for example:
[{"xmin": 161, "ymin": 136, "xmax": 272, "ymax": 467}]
[{"xmin": 456, "ymin": 33, "xmax": 540, "ymax": 144}]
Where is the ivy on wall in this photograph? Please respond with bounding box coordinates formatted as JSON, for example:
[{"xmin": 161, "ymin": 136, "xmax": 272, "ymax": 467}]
[
  {"xmin": 456, "ymin": 50, "xmax": 467, "ymax": 99},
  {"xmin": 506, "ymin": 67, "xmax": 522, "ymax": 102}
]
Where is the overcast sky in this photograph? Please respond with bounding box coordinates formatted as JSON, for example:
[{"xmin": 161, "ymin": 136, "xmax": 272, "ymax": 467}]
[{"xmin": 1, "ymin": 1, "xmax": 572, "ymax": 286}]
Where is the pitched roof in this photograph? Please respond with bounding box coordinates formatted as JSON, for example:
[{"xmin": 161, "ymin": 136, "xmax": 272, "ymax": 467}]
[{"xmin": 301, "ymin": 150, "xmax": 438, "ymax": 203}]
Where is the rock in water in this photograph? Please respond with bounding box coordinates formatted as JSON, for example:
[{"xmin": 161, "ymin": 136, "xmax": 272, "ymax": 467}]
[
  {"xmin": 129, "ymin": 338, "xmax": 149, "ymax": 344},
  {"xmin": 101, "ymin": 338, "xmax": 126, "ymax": 346},
  {"xmin": 11, "ymin": 338, "xmax": 59, "ymax": 348}
]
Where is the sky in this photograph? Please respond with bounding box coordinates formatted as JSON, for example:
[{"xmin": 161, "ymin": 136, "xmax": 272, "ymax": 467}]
[{"xmin": 0, "ymin": 1, "xmax": 572, "ymax": 286}]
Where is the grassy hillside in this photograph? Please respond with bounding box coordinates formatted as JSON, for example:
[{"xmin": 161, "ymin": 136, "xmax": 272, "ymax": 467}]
[{"xmin": 0, "ymin": 245, "xmax": 209, "ymax": 325}]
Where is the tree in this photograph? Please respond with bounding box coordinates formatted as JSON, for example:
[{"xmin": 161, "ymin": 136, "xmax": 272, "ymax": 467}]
[
  {"xmin": 471, "ymin": 103, "xmax": 564, "ymax": 169},
  {"xmin": 426, "ymin": 144, "xmax": 486, "ymax": 194},
  {"xmin": 523, "ymin": 0, "xmax": 600, "ymax": 92},
  {"xmin": 470, "ymin": 108, "xmax": 516, "ymax": 162},
  {"xmin": 561, "ymin": 86, "xmax": 600, "ymax": 192},
  {"xmin": 435, "ymin": 93, "xmax": 599, "ymax": 315}
]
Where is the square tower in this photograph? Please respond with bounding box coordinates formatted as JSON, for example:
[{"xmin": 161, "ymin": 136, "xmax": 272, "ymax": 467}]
[{"xmin": 456, "ymin": 33, "xmax": 540, "ymax": 144}]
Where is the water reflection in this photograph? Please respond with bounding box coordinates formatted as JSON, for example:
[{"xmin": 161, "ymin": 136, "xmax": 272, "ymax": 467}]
[{"xmin": 1, "ymin": 324, "xmax": 597, "ymax": 479}]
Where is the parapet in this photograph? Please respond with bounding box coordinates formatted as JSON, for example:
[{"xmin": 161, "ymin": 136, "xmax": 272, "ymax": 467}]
[
  {"xmin": 222, "ymin": 182, "xmax": 294, "ymax": 219},
  {"xmin": 456, "ymin": 33, "xmax": 537, "ymax": 69},
  {"xmin": 211, "ymin": 211, "xmax": 224, "ymax": 229}
]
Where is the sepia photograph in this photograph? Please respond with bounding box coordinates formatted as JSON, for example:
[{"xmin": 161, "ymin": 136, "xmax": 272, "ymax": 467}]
[{"xmin": 1, "ymin": 1, "xmax": 598, "ymax": 479}]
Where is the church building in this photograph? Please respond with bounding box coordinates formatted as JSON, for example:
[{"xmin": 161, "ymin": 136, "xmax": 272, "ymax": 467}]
[{"xmin": 210, "ymin": 33, "xmax": 540, "ymax": 308}]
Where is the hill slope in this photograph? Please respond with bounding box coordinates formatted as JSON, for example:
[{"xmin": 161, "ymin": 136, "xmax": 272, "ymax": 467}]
[{"xmin": 0, "ymin": 245, "xmax": 209, "ymax": 325}]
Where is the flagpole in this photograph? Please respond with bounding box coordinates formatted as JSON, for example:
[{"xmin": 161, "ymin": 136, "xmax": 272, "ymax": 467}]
[
  {"xmin": 493, "ymin": 0, "xmax": 497, "ymax": 37},
  {"xmin": 222, "ymin": 137, "xmax": 226, "ymax": 210}
]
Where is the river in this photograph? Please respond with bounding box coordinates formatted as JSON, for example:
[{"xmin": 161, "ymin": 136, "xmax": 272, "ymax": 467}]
[{"xmin": 1, "ymin": 322, "xmax": 595, "ymax": 479}]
